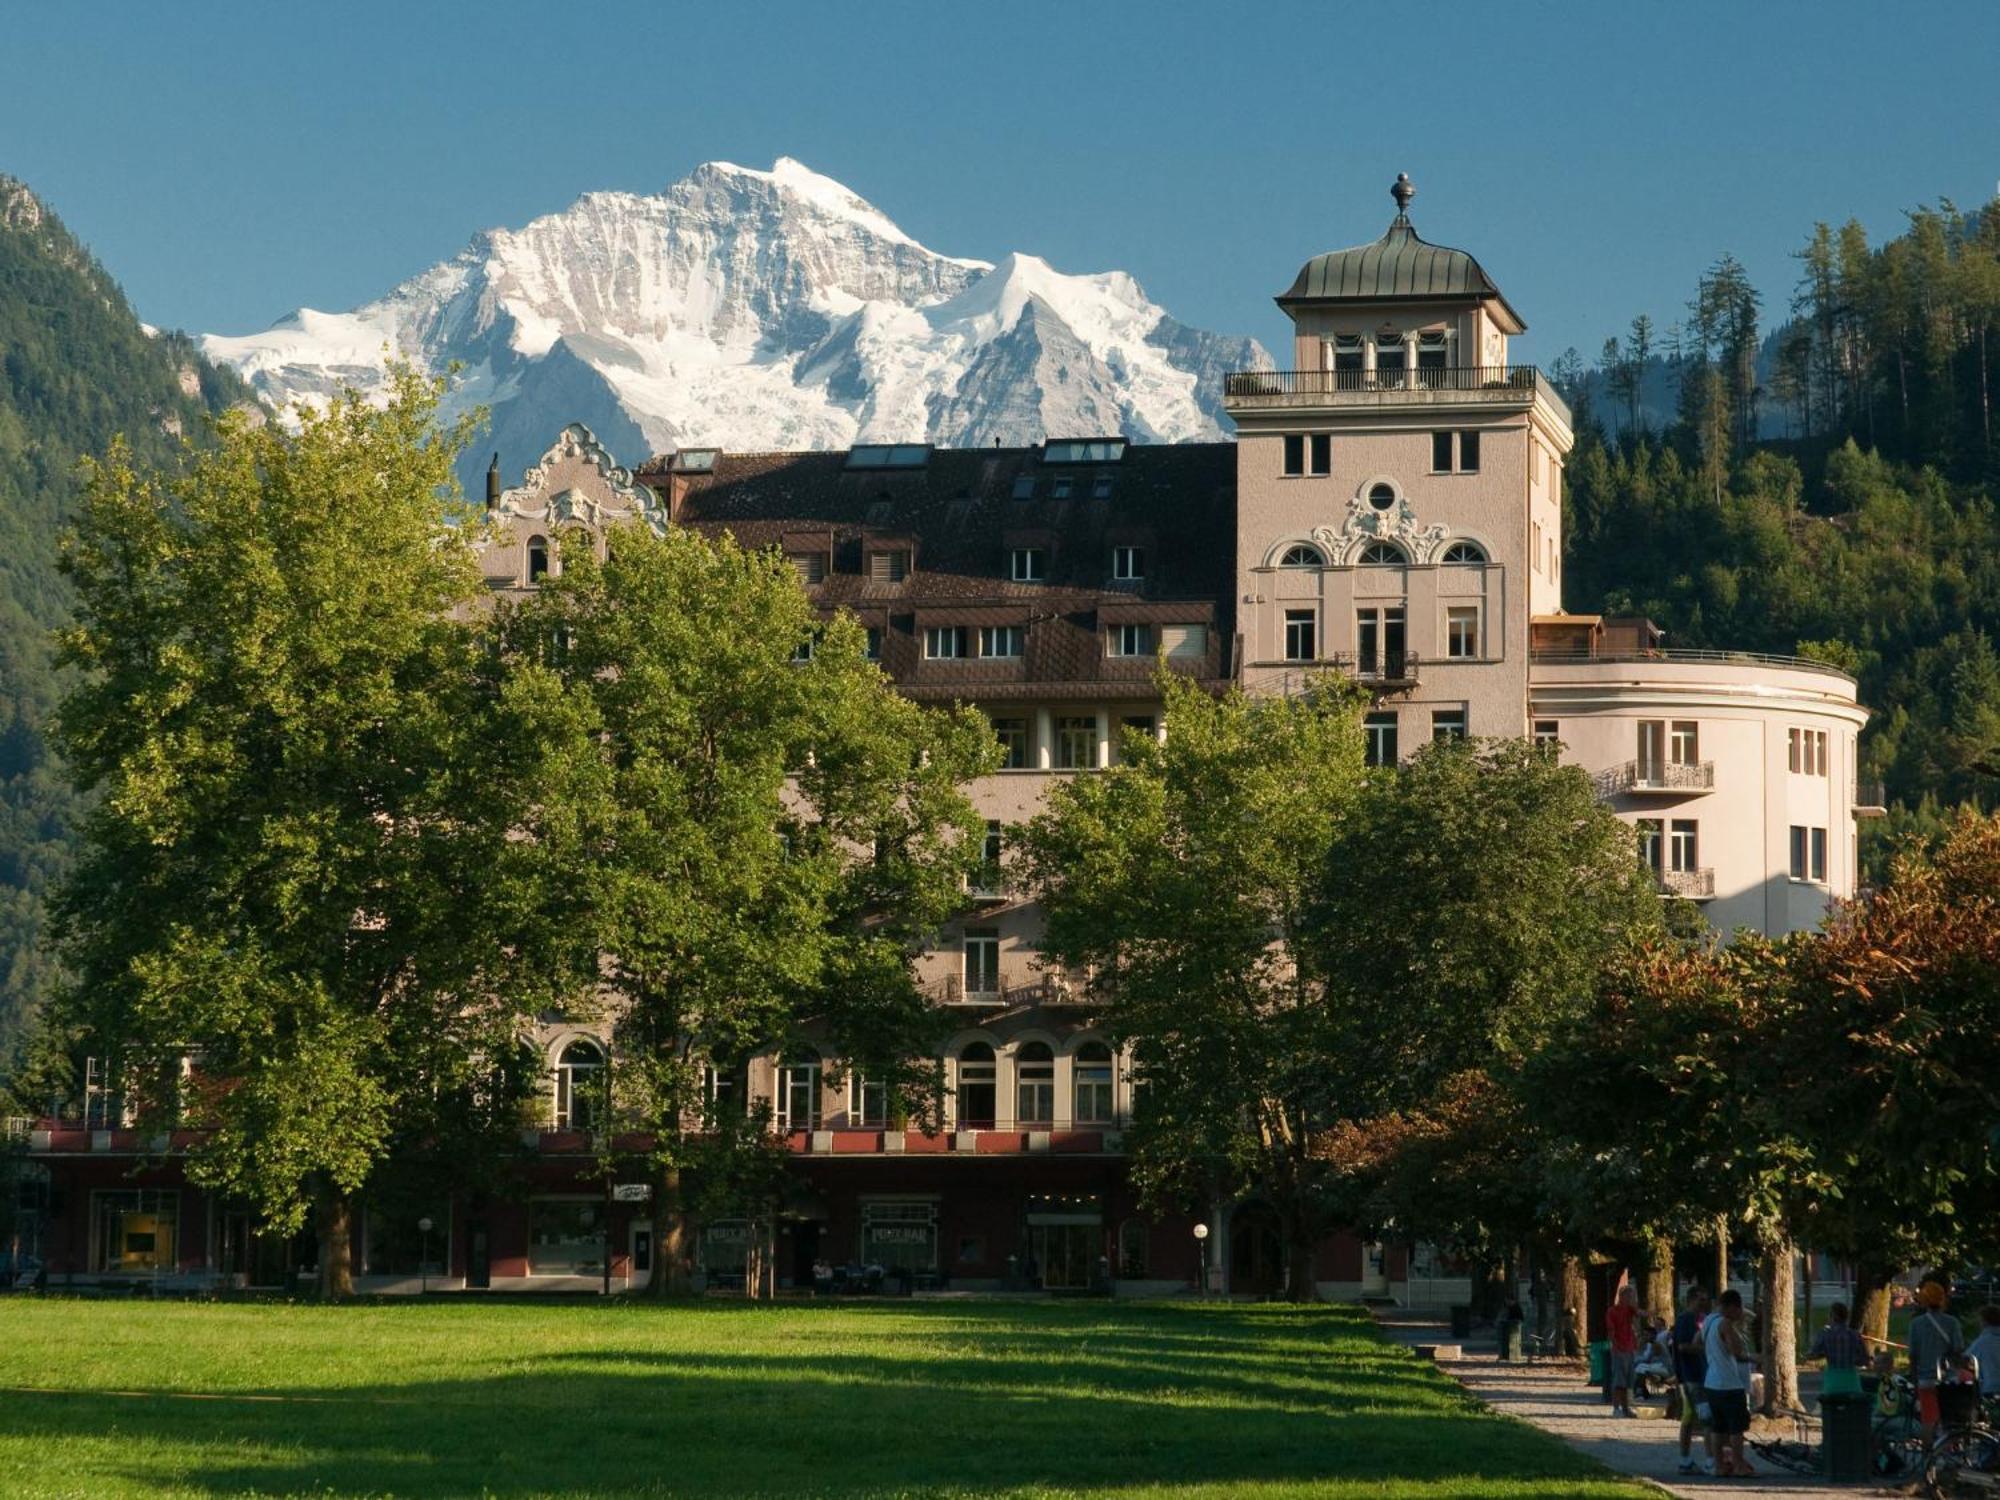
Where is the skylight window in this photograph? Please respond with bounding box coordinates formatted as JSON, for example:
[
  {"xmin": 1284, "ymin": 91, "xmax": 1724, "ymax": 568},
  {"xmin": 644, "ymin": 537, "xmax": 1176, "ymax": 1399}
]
[
  {"xmin": 847, "ymin": 444, "xmax": 931, "ymax": 470},
  {"xmin": 1043, "ymin": 439, "xmax": 1127, "ymax": 464},
  {"xmin": 673, "ymin": 449, "xmax": 720, "ymax": 473}
]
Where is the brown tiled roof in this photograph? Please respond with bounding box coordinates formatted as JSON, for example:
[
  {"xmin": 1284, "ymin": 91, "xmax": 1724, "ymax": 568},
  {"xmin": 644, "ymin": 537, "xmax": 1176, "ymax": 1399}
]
[{"xmin": 636, "ymin": 444, "xmax": 1239, "ymax": 696}]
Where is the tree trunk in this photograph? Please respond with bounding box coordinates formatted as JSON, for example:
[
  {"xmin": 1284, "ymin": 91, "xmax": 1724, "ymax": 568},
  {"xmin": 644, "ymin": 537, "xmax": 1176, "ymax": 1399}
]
[
  {"xmin": 647, "ymin": 1162, "xmax": 696, "ymax": 1298},
  {"xmin": 1855, "ymin": 1265, "xmax": 1894, "ymax": 1351},
  {"xmin": 1560, "ymin": 1251, "xmax": 1589, "ymax": 1358},
  {"xmin": 314, "ymin": 1186, "xmax": 355, "ymax": 1301},
  {"xmin": 1712, "ymin": 1217, "xmax": 1729, "ymax": 1297},
  {"xmin": 1643, "ymin": 1236, "xmax": 1676, "ymax": 1324},
  {"xmin": 1759, "ymin": 1233, "xmax": 1800, "ymax": 1414},
  {"xmin": 742, "ymin": 1218, "xmax": 766, "ymax": 1302},
  {"xmin": 1801, "ymin": 1248, "xmax": 1814, "ymax": 1361}
]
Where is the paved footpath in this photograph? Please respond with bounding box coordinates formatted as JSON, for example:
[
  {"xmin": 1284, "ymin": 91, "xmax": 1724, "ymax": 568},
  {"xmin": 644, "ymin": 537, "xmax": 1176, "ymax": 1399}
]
[{"xmin": 1372, "ymin": 1310, "xmax": 1900, "ymax": 1498}]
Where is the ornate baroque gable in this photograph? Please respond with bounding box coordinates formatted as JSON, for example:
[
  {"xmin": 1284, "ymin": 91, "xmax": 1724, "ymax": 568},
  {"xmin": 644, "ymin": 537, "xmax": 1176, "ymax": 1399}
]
[
  {"xmin": 1309, "ymin": 494, "xmax": 1448, "ymax": 565},
  {"xmin": 494, "ymin": 423, "xmax": 667, "ymax": 535}
]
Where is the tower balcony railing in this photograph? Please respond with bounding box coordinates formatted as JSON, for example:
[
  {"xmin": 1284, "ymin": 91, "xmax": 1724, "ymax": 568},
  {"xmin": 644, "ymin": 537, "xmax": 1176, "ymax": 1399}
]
[
  {"xmin": 1595, "ymin": 759, "xmax": 1717, "ymax": 797},
  {"xmin": 1222, "ymin": 365, "xmax": 1570, "ymax": 422}
]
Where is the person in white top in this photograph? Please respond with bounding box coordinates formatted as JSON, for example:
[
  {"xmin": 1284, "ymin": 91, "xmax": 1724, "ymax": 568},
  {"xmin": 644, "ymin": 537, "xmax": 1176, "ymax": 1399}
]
[{"xmin": 1704, "ymin": 1289, "xmax": 1759, "ymax": 1477}]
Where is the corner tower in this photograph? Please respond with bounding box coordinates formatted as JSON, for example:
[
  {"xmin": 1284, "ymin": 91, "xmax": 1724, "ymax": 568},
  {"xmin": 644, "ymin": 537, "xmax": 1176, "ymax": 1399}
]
[{"xmin": 1223, "ymin": 175, "xmax": 1573, "ymax": 751}]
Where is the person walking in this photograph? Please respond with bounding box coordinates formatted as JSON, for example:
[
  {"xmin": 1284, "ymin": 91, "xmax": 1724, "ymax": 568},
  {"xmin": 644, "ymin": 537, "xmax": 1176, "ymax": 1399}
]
[
  {"xmin": 1968, "ymin": 1305, "xmax": 2000, "ymax": 1398},
  {"xmin": 1607, "ymin": 1282, "xmax": 1641, "ymax": 1418},
  {"xmin": 1910, "ymin": 1276, "xmax": 1967, "ymax": 1437},
  {"xmin": 1809, "ymin": 1301, "xmax": 1867, "ymax": 1398},
  {"xmin": 1672, "ymin": 1288, "xmax": 1714, "ymax": 1475},
  {"xmin": 1705, "ymin": 1289, "xmax": 1759, "ymax": 1477}
]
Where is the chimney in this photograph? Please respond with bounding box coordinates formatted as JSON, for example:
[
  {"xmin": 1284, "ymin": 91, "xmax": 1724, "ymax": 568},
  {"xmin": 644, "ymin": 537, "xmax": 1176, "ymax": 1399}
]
[{"xmin": 485, "ymin": 452, "xmax": 501, "ymax": 512}]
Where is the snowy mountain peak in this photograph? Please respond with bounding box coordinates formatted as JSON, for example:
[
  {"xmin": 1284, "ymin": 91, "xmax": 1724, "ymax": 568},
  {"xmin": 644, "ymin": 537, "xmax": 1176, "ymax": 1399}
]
[{"xmin": 200, "ymin": 159, "xmax": 1268, "ymax": 487}]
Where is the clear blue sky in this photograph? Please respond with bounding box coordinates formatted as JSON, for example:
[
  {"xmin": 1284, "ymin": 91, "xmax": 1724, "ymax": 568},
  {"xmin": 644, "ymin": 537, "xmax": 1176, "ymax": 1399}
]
[{"xmin": 6, "ymin": 0, "xmax": 1997, "ymax": 366}]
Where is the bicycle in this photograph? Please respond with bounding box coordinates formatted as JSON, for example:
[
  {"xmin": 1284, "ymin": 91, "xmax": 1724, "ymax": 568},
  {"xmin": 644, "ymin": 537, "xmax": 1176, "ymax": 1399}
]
[
  {"xmin": 1749, "ymin": 1404, "xmax": 1820, "ymax": 1476},
  {"xmin": 1924, "ymin": 1387, "xmax": 2000, "ymax": 1497}
]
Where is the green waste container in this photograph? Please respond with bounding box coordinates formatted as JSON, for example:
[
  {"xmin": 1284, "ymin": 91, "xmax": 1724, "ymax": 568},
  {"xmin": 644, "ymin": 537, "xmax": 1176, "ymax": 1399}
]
[
  {"xmin": 1820, "ymin": 1392, "xmax": 1872, "ymax": 1482},
  {"xmin": 1586, "ymin": 1339, "xmax": 1609, "ymax": 1386}
]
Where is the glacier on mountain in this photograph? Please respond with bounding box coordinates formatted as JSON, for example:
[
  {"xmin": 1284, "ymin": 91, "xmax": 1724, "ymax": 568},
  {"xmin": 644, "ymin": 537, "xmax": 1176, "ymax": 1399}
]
[{"xmin": 200, "ymin": 158, "xmax": 1268, "ymax": 487}]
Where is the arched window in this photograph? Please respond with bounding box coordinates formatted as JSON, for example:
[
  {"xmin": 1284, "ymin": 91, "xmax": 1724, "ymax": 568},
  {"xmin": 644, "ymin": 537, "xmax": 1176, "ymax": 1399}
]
[
  {"xmin": 1358, "ymin": 540, "xmax": 1408, "ymax": 566},
  {"xmin": 1074, "ymin": 1042, "xmax": 1114, "ymax": 1124},
  {"xmin": 526, "ymin": 536, "xmax": 550, "ymax": 583},
  {"xmin": 956, "ymin": 1043, "xmax": 996, "ymax": 1128},
  {"xmin": 1278, "ymin": 543, "xmax": 1325, "ymax": 568},
  {"xmin": 553, "ymin": 1039, "xmax": 604, "ymax": 1131},
  {"xmin": 777, "ymin": 1049, "xmax": 821, "ymax": 1131},
  {"xmin": 1441, "ymin": 540, "xmax": 1487, "ymax": 565},
  {"xmin": 1366, "ymin": 483, "xmax": 1398, "ymax": 513},
  {"xmin": 1117, "ymin": 1219, "xmax": 1150, "ymax": 1278},
  {"xmin": 1017, "ymin": 1041, "xmax": 1055, "ymax": 1125}
]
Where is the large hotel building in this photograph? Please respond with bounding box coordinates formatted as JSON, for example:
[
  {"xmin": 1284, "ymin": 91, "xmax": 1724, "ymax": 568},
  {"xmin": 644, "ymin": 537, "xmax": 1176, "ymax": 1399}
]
[{"xmin": 16, "ymin": 181, "xmax": 1872, "ymax": 1300}]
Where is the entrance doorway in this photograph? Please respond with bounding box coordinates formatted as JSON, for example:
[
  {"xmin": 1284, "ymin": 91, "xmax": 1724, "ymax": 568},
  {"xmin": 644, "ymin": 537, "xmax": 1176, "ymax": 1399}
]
[
  {"xmin": 790, "ymin": 1221, "xmax": 821, "ymax": 1289},
  {"xmin": 1029, "ymin": 1224, "xmax": 1097, "ymax": 1289},
  {"xmin": 628, "ymin": 1220, "xmax": 653, "ymax": 1290},
  {"xmin": 1230, "ymin": 1208, "xmax": 1284, "ymax": 1297}
]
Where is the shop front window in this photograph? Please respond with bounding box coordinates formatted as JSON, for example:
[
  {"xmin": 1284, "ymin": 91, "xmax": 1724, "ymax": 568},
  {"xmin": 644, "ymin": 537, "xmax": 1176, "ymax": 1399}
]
[
  {"xmin": 528, "ymin": 1199, "xmax": 606, "ymax": 1276},
  {"xmin": 861, "ymin": 1201, "xmax": 938, "ymax": 1273},
  {"xmin": 93, "ymin": 1189, "xmax": 177, "ymax": 1274}
]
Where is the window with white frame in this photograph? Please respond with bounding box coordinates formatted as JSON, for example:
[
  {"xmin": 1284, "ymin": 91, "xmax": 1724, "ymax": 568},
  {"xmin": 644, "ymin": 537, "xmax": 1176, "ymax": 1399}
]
[
  {"xmin": 1331, "ymin": 334, "xmax": 1365, "ymax": 374},
  {"xmin": 777, "ymin": 1050, "xmax": 821, "ymax": 1131},
  {"xmin": 1011, "ymin": 548, "xmax": 1046, "ymax": 582},
  {"xmin": 1074, "ymin": 1042, "xmax": 1114, "ymax": 1124},
  {"xmin": 1283, "ymin": 434, "xmax": 1305, "ymax": 476},
  {"xmin": 1279, "ymin": 543, "xmax": 1325, "ymax": 567},
  {"xmin": 924, "ymin": 625, "xmax": 967, "ymax": 659},
  {"xmin": 962, "ymin": 928, "xmax": 1000, "ymax": 997},
  {"xmin": 1016, "ymin": 1041, "xmax": 1055, "ymax": 1124},
  {"xmin": 1284, "ymin": 608, "xmax": 1317, "ymax": 663},
  {"xmin": 702, "ymin": 1062, "xmax": 744, "ymax": 1119},
  {"xmin": 1431, "ymin": 708, "xmax": 1467, "ymax": 742},
  {"xmin": 1441, "ymin": 540, "xmax": 1486, "ymax": 565},
  {"xmin": 1670, "ymin": 721, "xmax": 1700, "ymax": 766},
  {"xmin": 526, "ymin": 536, "xmax": 550, "ymax": 583},
  {"xmin": 1364, "ymin": 711, "xmax": 1398, "ymax": 767},
  {"xmin": 849, "ymin": 1074, "xmax": 887, "ymax": 1128},
  {"xmin": 1669, "ymin": 819, "xmax": 1699, "ymax": 874},
  {"xmin": 1445, "ymin": 606, "xmax": 1479, "ymax": 659},
  {"xmin": 553, "ymin": 1039, "xmax": 605, "ymax": 1131},
  {"xmin": 955, "ymin": 1043, "xmax": 996, "ymax": 1126},
  {"xmin": 1054, "ymin": 716, "xmax": 1097, "ymax": 769},
  {"xmin": 979, "ymin": 625, "xmax": 1023, "ymax": 659},
  {"xmin": 1374, "ymin": 330, "xmax": 1406, "ymax": 379},
  {"xmin": 1112, "ymin": 545, "xmax": 1144, "ymax": 581},
  {"xmin": 1533, "ymin": 719, "xmax": 1560, "ymax": 749},
  {"xmin": 1110, "ymin": 623, "xmax": 1153, "ymax": 657},
  {"xmin": 1788, "ymin": 727, "xmax": 1828, "ymax": 776},
  {"xmin": 992, "ymin": 716, "xmax": 1030, "ymax": 769},
  {"xmin": 1790, "ymin": 824, "xmax": 1828, "ymax": 883},
  {"xmin": 1357, "ymin": 539, "xmax": 1407, "ymax": 565},
  {"xmin": 1636, "ymin": 818, "xmax": 1664, "ymax": 875}
]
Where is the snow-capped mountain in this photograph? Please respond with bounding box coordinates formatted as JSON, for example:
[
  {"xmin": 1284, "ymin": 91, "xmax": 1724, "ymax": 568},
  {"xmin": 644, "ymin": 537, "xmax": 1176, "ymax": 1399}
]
[{"xmin": 202, "ymin": 158, "xmax": 1268, "ymax": 488}]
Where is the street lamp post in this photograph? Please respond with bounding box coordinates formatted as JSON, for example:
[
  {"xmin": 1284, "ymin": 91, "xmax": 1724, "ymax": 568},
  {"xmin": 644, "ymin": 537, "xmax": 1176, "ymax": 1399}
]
[
  {"xmin": 417, "ymin": 1217, "xmax": 433, "ymax": 1297},
  {"xmin": 1192, "ymin": 1222, "xmax": 1210, "ymax": 1299}
]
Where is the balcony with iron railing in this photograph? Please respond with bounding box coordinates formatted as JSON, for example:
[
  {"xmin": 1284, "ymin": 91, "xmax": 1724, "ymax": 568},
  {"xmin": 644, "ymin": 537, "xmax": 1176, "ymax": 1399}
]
[
  {"xmin": 929, "ymin": 971, "xmax": 1089, "ymax": 1009},
  {"xmin": 1268, "ymin": 651, "xmax": 1421, "ymax": 692},
  {"xmin": 1854, "ymin": 780, "xmax": 1888, "ymax": 817},
  {"xmin": 1656, "ymin": 867, "xmax": 1716, "ymax": 900},
  {"xmin": 1222, "ymin": 365, "xmax": 1570, "ymax": 422},
  {"xmin": 1595, "ymin": 759, "xmax": 1717, "ymax": 798}
]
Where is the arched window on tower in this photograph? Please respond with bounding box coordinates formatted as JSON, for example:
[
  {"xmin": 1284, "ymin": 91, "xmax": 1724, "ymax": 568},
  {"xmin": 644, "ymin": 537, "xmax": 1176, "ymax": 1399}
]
[
  {"xmin": 1441, "ymin": 540, "xmax": 1488, "ymax": 565},
  {"xmin": 1358, "ymin": 540, "xmax": 1408, "ymax": 566},
  {"xmin": 553, "ymin": 1038, "xmax": 605, "ymax": 1132},
  {"xmin": 1278, "ymin": 543, "xmax": 1326, "ymax": 568}
]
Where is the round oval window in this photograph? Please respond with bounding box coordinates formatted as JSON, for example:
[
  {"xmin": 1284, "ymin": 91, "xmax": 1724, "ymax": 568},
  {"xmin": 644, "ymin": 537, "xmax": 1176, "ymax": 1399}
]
[{"xmin": 1368, "ymin": 484, "xmax": 1397, "ymax": 512}]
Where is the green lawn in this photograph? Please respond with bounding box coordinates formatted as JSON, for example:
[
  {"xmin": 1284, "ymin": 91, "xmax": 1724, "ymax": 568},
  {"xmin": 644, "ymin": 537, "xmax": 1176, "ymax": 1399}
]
[{"xmin": 0, "ymin": 1297, "xmax": 1650, "ymax": 1499}]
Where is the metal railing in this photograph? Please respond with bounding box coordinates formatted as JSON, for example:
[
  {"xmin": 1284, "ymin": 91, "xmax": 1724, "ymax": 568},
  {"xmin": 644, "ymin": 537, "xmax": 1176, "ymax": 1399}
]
[
  {"xmin": 930, "ymin": 973, "xmax": 1089, "ymax": 1007},
  {"xmin": 1596, "ymin": 759, "xmax": 1717, "ymax": 796},
  {"xmin": 1657, "ymin": 868, "xmax": 1716, "ymax": 899},
  {"xmin": 1327, "ymin": 649, "xmax": 1421, "ymax": 686},
  {"xmin": 964, "ymin": 866, "xmax": 1013, "ymax": 903},
  {"xmin": 1223, "ymin": 365, "xmax": 1568, "ymax": 417},
  {"xmin": 1854, "ymin": 780, "xmax": 1888, "ymax": 812},
  {"xmin": 1531, "ymin": 647, "xmax": 1857, "ymax": 684}
]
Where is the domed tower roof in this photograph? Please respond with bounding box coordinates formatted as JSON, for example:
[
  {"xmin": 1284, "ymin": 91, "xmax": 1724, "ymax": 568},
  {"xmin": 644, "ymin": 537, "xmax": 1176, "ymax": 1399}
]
[{"xmin": 1277, "ymin": 174, "xmax": 1525, "ymax": 332}]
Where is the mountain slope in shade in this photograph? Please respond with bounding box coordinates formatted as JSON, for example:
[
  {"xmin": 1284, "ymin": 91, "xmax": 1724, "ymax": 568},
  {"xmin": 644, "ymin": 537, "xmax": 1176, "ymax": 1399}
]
[{"xmin": 201, "ymin": 159, "xmax": 1268, "ymax": 485}]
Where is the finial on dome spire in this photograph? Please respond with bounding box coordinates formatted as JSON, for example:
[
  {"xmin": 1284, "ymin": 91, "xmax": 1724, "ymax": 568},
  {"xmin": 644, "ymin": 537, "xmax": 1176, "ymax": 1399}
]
[{"xmin": 1390, "ymin": 172, "xmax": 1415, "ymax": 222}]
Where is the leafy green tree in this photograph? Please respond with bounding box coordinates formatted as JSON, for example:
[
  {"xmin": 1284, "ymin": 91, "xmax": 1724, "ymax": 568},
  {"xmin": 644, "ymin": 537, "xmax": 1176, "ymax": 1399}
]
[
  {"xmin": 48, "ymin": 370, "xmax": 535, "ymax": 1295},
  {"xmin": 495, "ymin": 522, "xmax": 995, "ymax": 1296}
]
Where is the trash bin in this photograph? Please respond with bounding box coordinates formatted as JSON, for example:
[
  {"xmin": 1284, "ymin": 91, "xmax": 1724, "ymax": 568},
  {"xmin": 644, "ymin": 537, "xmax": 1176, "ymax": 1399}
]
[
  {"xmin": 1450, "ymin": 1304, "xmax": 1473, "ymax": 1339},
  {"xmin": 1498, "ymin": 1320, "xmax": 1524, "ymax": 1363},
  {"xmin": 1820, "ymin": 1392, "xmax": 1873, "ymax": 1482},
  {"xmin": 1587, "ymin": 1339, "xmax": 1609, "ymax": 1387}
]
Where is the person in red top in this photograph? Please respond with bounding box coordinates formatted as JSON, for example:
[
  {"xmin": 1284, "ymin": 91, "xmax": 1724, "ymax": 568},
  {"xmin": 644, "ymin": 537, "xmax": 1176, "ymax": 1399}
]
[{"xmin": 1607, "ymin": 1281, "xmax": 1642, "ymax": 1418}]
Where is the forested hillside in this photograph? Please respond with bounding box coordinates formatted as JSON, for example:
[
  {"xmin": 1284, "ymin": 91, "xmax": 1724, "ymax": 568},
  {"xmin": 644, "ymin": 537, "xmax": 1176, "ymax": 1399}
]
[
  {"xmin": 0, "ymin": 175, "xmax": 255, "ymax": 1061},
  {"xmin": 1556, "ymin": 197, "xmax": 2000, "ymax": 871}
]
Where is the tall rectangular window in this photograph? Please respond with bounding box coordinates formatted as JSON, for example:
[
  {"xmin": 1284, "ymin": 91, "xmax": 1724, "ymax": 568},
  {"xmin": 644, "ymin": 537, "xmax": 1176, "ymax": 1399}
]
[
  {"xmin": 1112, "ymin": 545, "xmax": 1145, "ymax": 581},
  {"xmin": 1356, "ymin": 606, "xmax": 1407, "ymax": 678},
  {"xmin": 979, "ymin": 625, "xmax": 1023, "ymax": 659},
  {"xmin": 850, "ymin": 1076, "xmax": 887, "ymax": 1128},
  {"xmin": 1284, "ymin": 608, "xmax": 1317, "ymax": 663},
  {"xmin": 1445, "ymin": 606, "xmax": 1479, "ymax": 660},
  {"xmin": 1432, "ymin": 709, "xmax": 1467, "ymax": 742},
  {"xmin": 1636, "ymin": 818, "xmax": 1664, "ymax": 876},
  {"xmin": 1375, "ymin": 331, "xmax": 1406, "ymax": 380},
  {"xmin": 1109, "ymin": 623, "xmax": 1152, "ymax": 657},
  {"xmin": 864, "ymin": 627, "xmax": 882, "ymax": 660},
  {"xmin": 1010, "ymin": 548, "xmax": 1046, "ymax": 582},
  {"xmin": 1364, "ymin": 711, "xmax": 1399, "ymax": 767},
  {"xmin": 1459, "ymin": 430, "xmax": 1480, "ymax": 472},
  {"xmin": 992, "ymin": 717, "xmax": 1029, "ymax": 769},
  {"xmin": 1670, "ymin": 721, "xmax": 1700, "ymax": 766},
  {"xmin": 1669, "ymin": 820, "xmax": 1699, "ymax": 874},
  {"xmin": 962, "ymin": 929, "xmax": 1000, "ymax": 997},
  {"xmin": 1811, "ymin": 826, "xmax": 1827, "ymax": 881},
  {"xmin": 1791, "ymin": 825, "xmax": 1829, "ymax": 882},
  {"xmin": 1637, "ymin": 720, "xmax": 1666, "ymax": 779},
  {"xmin": 1533, "ymin": 719, "xmax": 1561, "ymax": 748},
  {"xmin": 1432, "ymin": 431, "xmax": 1454, "ymax": 472},
  {"xmin": 1283, "ymin": 434, "xmax": 1305, "ymax": 476},
  {"xmin": 1332, "ymin": 334, "xmax": 1365, "ymax": 374},
  {"xmin": 1054, "ymin": 716, "xmax": 1097, "ymax": 769},
  {"xmin": 1309, "ymin": 433, "xmax": 1332, "ymax": 475},
  {"xmin": 924, "ymin": 626, "xmax": 966, "ymax": 659}
]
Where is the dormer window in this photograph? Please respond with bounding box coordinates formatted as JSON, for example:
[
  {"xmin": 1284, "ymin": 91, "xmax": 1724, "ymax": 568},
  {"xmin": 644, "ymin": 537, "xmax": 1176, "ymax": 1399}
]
[
  {"xmin": 1091, "ymin": 474, "xmax": 1113, "ymax": 500},
  {"xmin": 1051, "ymin": 475, "xmax": 1074, "ymax": 500},
  {"xmin": 1112, "ymin": 545, "xmax": 1144, "ymax": 582},
  {"xmin": 1109, "ymin": 623, "xmax": 1153, "ymax": 657},
  {"xmin": 1043, "ymin": 439, "xmax": 1126, "ymax": 463},
  {"xmin": 1011, "ymin": 548, "xmax": 1047, "ymax": 582},
  {"xmin": 527, "ymin": 536, "xmax": 550, "ymax": 583},
  {"xmin": 791, "ymin": 552, "xmax": 826, "ymax": 585},
  {"xmin": 846, "ymin": 444, "xmax": 929, "ymax": 470},
  {"xmin": 868, "ymin": 549, "xmax": 910, "ymax": 583},
  {"xmin": 924, "ymin": 626, "xmax": 967, "ymax": 659}
]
